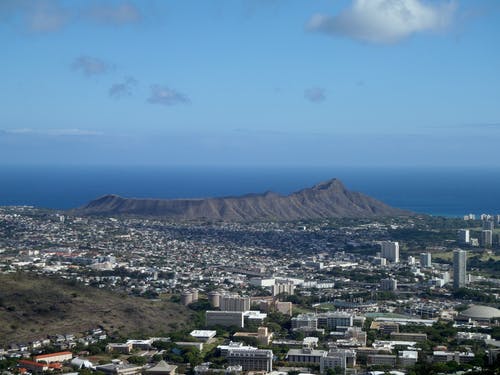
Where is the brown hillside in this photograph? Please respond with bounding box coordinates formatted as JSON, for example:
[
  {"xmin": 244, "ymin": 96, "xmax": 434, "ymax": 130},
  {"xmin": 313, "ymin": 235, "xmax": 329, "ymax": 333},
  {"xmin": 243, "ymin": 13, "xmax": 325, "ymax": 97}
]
[{"xmin": 0, "ymin": 273, "xmax": 192, "ymax": 346}]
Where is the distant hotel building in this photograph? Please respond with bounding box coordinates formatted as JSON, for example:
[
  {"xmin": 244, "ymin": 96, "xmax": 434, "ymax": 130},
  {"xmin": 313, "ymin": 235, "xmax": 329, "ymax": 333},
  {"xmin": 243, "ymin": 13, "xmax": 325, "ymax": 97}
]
[
  {"xmin": 380, "ymin": 241, "xmax": 399, "ymax": 263},
  {"xmin": 453, "ymin": 249, "xmax": 467, "ymax": 289}
]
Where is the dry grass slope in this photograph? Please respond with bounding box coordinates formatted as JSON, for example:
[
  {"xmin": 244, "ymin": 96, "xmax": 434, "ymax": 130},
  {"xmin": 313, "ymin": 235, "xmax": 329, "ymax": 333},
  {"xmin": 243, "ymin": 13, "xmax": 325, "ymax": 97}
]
[{"xmin": 0, "ymin": 273, "xmax": 192, "ymax": 345}]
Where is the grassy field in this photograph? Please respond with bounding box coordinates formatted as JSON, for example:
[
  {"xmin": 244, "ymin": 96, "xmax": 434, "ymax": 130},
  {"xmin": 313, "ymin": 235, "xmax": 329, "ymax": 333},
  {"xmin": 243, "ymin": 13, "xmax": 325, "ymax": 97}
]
[{"xmin": 0, "ymin": 272, "xmax": 193, "ymax": 346}]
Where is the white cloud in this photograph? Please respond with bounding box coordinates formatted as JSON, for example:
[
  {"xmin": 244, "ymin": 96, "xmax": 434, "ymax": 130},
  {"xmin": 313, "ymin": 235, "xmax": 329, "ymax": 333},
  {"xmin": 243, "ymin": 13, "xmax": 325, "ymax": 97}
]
[
  {"xmin": 147, "ymin": 85, "xmax": 190, "ymax": 106},
  {"xmin": 307, "ymin": 0, "xmax": 456, "ymax": 44}
]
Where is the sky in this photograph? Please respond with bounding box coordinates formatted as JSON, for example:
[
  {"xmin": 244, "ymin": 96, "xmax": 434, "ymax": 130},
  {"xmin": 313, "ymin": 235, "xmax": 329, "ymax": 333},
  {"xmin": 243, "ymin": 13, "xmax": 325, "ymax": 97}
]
[{"xmin": 1, "ymin": 0, "xmax": 499, "ymax": 167}]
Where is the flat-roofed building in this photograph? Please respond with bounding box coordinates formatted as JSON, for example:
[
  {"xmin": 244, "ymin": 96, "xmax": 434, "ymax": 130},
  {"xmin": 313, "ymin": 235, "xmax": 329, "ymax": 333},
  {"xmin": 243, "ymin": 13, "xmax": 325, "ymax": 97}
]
[
  {"xmin": 190, "ymin": 330, "xmax": 217, "ymax": 342},
  {"xmin": 227, "ymin": 348, "xmax": 273, "ymax": 372},
  {"xmin": 398, "ymin": 351, "xmax": 418, "ymax": 367},
  {"xmin": 317, "ymin": 312, "xmax": 353, "ymax": 331},
  {"xmin": 220, "ymin": 295, "xmax": 251, "ymax": 312},
  {"xmin": 286, "ymin": 348, "xmax": 327, "ymax": 364},
  {"xmin": 433, "ymin": 351, "xmax": 475, "ymax": 364},
  {"xmin": 390, "ymin": 332, "xmax": 427, "ymax": 342},
  {"xmin": 367, "ymin": 354, "xmax": 397, "ymax": 367},
  {"xmin": 292, "ymin": 314, "xmax": 318, "ymax": 331},
  {"xmin": 145, "ymin": 361, "xmax": 177, "ymax": 375},
  {"xmin": 378, "ymin": 322, "xmax": 399, "ymax": 334},
  {"xmin": 96, "ymin": 363, "xmax": 143, "ymax": 375},
  {"xmin": 107, "ymin": 343, "xmax": 133, "ymax": 354},
  {"xmin": 206, "ymin": 311, "xmax": 245, "ymax": 328},
  {"xmin": 218, "ymin": 342, "xmax": 255, "ymax": 357},
  {"xmin": 320, "ymin": 349, "xmax": 356, "ymax": 373}
]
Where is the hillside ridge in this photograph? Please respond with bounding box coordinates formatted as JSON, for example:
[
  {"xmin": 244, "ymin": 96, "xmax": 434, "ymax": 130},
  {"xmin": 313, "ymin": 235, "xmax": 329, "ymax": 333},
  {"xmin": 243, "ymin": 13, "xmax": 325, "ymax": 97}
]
[{"xmin": 72, "ymin": 178, "xmax": 411, "ymax": 220}]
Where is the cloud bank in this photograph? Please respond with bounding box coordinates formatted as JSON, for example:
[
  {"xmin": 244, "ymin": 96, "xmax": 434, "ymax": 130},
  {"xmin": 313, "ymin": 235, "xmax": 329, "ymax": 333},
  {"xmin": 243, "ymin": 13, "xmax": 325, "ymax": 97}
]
[{"xmin": 307, "ymin": 0, "xmax": 456, "ymax": 44}]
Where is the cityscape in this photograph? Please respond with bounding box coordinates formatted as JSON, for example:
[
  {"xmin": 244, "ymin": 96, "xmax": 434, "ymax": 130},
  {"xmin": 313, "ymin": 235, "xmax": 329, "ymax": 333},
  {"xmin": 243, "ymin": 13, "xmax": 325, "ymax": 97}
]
[{"xmin": 0, "ymin": 206, "xmax": 499, "ymax": 374}]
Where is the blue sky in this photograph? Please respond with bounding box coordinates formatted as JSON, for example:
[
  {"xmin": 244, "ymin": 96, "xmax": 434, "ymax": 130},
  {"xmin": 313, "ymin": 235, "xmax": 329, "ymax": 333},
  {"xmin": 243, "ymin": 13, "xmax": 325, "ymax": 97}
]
[{"xmin": 1, "ymin": 0, "xmax": 499, "ymax": 166}]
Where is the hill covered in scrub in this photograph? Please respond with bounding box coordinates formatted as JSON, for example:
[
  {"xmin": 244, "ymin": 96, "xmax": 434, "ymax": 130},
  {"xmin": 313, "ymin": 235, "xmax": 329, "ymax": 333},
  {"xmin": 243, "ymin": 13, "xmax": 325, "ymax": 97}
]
[{"xmin": 0, "ymin": 272, "xmax": 192, "ymax": 346}]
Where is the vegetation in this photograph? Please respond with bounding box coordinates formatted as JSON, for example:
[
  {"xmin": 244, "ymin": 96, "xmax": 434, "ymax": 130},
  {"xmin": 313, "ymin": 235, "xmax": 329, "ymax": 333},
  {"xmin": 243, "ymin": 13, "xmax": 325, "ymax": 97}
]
[{"xmin": 0, "ymin": 272, "xmax": 193, "ymax": 345}]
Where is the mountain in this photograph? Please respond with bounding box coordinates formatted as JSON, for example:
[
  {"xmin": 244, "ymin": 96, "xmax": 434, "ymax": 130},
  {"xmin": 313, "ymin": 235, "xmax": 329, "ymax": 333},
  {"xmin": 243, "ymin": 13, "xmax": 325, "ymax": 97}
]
[{"xmin": 72, "ymin": 178, "xmax": 411, "ymax": 220}]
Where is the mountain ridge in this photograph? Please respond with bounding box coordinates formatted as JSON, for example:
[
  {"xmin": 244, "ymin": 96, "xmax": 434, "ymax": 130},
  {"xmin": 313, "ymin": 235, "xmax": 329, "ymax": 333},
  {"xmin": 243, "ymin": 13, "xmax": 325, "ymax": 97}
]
[{"xmin": 71, "ymin": 178, "xmax": 411, "ymax": 220}]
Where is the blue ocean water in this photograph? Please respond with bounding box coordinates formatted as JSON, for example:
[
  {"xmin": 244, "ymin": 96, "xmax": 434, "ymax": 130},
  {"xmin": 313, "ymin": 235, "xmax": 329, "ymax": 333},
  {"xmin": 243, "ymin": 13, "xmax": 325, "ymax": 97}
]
[{"xmin": 0, "ymin": 165, "xmax": 499, "ymax": 217}]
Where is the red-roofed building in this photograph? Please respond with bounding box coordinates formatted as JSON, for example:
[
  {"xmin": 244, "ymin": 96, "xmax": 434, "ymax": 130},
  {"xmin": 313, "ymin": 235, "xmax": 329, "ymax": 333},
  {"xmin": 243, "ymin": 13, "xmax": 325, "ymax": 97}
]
[
  {"xmin": 34, "ymin": 351, "xmax": 72, "ymax": 363},
  {"xmin": 20, "ymin": 359, "xmax": 64, "ymax": 372}
]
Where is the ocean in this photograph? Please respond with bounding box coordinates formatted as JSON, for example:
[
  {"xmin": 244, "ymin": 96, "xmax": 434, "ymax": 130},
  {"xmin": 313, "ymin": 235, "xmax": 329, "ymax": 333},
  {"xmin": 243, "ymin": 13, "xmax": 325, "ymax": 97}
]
[{"xmin": 0, "ymin": 165, "xmax": 499, "ymax": 217}]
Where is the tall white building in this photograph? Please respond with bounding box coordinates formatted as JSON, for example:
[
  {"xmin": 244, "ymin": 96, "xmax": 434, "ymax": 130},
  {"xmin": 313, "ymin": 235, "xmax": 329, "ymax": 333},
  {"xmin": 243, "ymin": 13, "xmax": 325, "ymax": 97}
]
[
  {"xmin": 381, "ymin": 241, "xmax": 400, "ymax": 263},
  {"xmin": 453, "ymin": 249, "xmax": 467, "ymax": 289},
  {"xmin": 458, "ymin": 229, "xmax": 470, "ymax": 245}
]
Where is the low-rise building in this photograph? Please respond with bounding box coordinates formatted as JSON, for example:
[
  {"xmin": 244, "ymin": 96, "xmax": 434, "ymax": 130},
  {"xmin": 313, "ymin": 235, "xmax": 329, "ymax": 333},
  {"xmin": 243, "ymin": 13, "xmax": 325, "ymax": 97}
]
[
  {"xmin": 398, "ymin": 351, "xmax": 418, "ymax": 367},
  {"xmin": 367, "ymin": 354, "xmax": 397, "ymax": 367},
  {"xmin": 286, "ymin": 348, "xmax": 327, "ymax": 364},
  {"xmin": 206, "ymin": 311, "xmax": 245, "ymax": 328},
  {"xmin": 320, "ymin": 349, "xmax": 356, "ymax": 373},
  {"xmin": 390, "ymin": 332, "xmax": 427, "ymax": 342}
]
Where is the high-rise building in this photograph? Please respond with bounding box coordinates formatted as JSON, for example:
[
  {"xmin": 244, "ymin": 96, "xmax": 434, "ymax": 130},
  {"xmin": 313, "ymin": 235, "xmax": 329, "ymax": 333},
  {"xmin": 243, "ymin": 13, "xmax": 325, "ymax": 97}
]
[
  {"xmin": 420, "ymin": 252, "xmax": 432, "ymax": 268},
  {"xmin": 483, "ymin": 220, "xmax": 495, "ymax": 231},
  {"xmin": 458, "ymin": 229, "xmax": 470, "ymax": 245},
  {"xmin": 481, "ymin": 230, "xmax": 493, "ymax": 248},
  {"xmin": 381, "ymin": 241, "xmax": 400, "ymax": 263},
  {"xmin": 453, "ymin": 249, "xmax": 467, "ymax": 289},
  {"xmin": 220, "ymin": 295, "xmax": 251, "ymax": 312},
  {"xmin": 381, "ymin": 278, "xmax": 398, "ymax": 291}
]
